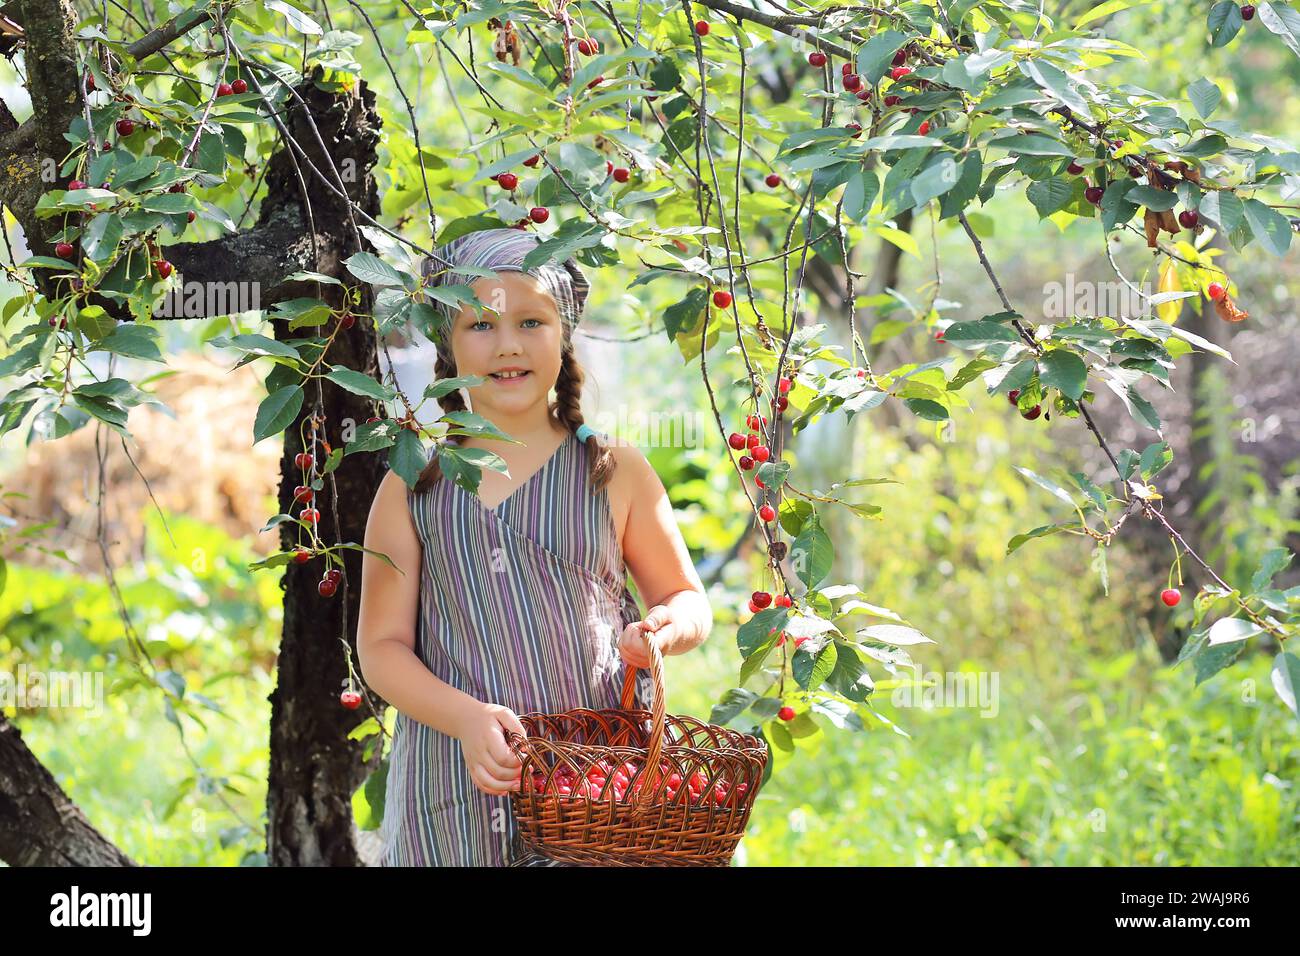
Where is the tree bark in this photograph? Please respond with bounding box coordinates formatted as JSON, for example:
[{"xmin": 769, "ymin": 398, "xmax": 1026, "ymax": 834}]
[{"xmin": 0, "ymin": 716, "xmax": 136, "ymax": 865}]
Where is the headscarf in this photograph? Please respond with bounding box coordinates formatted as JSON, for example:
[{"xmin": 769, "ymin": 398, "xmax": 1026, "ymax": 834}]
[{"xmin": 419, "ymin": 228, "xmax": 591, "ymax": 349}]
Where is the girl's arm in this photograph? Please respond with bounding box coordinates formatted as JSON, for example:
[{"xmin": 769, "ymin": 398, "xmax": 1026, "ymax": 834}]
[
  {"xmin": 615, "ymin": 444, "xmax": 713, "ymax": 657},
  {"xmin": 356, "ymin": 469, "xmax": 483, "ymax": 737}
]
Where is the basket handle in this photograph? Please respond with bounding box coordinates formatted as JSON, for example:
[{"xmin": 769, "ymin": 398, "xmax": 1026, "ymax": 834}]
[{"xmin": 621, "ymin": 624, "xmax": 668, "ymax": 810}]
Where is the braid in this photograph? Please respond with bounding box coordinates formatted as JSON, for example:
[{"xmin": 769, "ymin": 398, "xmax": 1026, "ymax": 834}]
[
  {"xmin": 551, "ymin": 341, "xmax": 616, "ymax": 494},
  {"xmin": 413, "ymin": 347, "xmax": 468, "ymax": 494}
]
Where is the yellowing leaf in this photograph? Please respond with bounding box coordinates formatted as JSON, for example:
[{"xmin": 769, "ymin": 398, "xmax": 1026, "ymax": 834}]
[{"xmin": 1157, "ymin": 256, "xmax": 1182, "ymax": 325}]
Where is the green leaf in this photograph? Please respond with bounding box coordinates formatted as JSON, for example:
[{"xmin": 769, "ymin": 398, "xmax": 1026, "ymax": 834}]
[
  {"xmin": 857, "ymin": 624, "xmax": 934, "ymax": 646},
  {"xmin": 345, "ymin": 252, "xmax": 413, "ymax": 288},
  {"xmin": 266, "ymin": 0, "xmax": 324, "ymax": 34},
  {"xmin": 1270, "ymin": 651, "xmax": 1300, "ymax": 717},
  {"xmin": 1026, "ymin": 178, "xmax": 1074, "ymax": 218},
  {"xmin": 943, "ymin": 320, "xmax": 1021, "ymax": 348},
  {"xmin": 987, "ymin": 132, "xmax": 1074, "ymax": 157},
  {"xmin": 212, "ymin": 333, "xmax": 301, "ymax": 360},
  {"xmin": 253, "ymin": 386, "xmax": 303, "ymax": 445},
  {"xmin": 1250, "ymin": 547, "xmax": 1292, "ymax": 592},
  {"xmin": 793, "ymin": 640, "xmax": 838, "ymax": 691},
  {"xmin": 825, "ymin": 644, "xmax": 874, "ymax": 702},
  {"xmin": 1208, "ymin": 0, "xmax": 1243, "ymax": 46},
  {"xmin": 388, "ymin": 429, "xmax": 427, "ymax": 489},
  {"xmin": 1186, "ymin": 77, "xmax": 1222, "ymax": 119},
  {"xmin": 910, "ymin": 156, "xmax": 958, "ymax": 206},
  {"xmin": 1199, "ymin": 190, "xmax": 1244, "ymax": 233},
  {"xmin": 1014, "ymin": 465, "xmax": 1078, "ymax": 507},
  {"xmin": 710, "ymin": 688, "xmax": 759, "ymax": 725},
  {"xmin": 141, "ymin": 194, "xmax": 198, "ymax": 214},
  {"xmin": 1125, "ymin": 185, "xmax": 1179, "ymax": 211},
  {"xmin": 81, "ymin": 214, "xmax": 124, "ymax": 260},
  {"xmin": 903, "ymin": 398, "xmax": 949, "ymax": 421},
  {"xmin": 1242, "ymin": 197, "xmax": 1293, "ymax": 257},
  {"xmin": 1007, "ymin": 522, "xmax": 1076, "ymax": 554},
  {"xmin": 325, "ymin": 366, "xmax": 396, "ymax": 401},
  {"xmin": 855, "ymin": 30, "xmax": 908, "ymax": 84},
  {"xmin": 345, "ymin": 420, "xmax": 396, "ymax": 455},
  {"xmin": 791, "ymin": 519, "xmax": 834, "ymax": 589},
  {"xmin": 87, "ymin": 325, "xmax": 163, "ymax": 362},
  {"xmin": 1205, "ymin": 616, "xmax": 1262, "ymax": 646},
  {"xmin": 1039, "ymin": 349, "xmax": 1087, "ymax": 400},
  {"xmin": 1258, "ymin": 2, "xmax": 1300, "ymax": 58},
  {"xmin": 738, "ymin": 608, "xmax": 788, "ymax": 657}
]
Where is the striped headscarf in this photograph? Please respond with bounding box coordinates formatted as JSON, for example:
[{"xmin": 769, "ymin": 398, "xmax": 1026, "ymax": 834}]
[{"xmin": 419, "ymin": 228, "xmax": 591, "ymax": 345}]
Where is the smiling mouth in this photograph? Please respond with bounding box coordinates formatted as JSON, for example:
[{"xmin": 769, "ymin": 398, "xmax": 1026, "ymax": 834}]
[{"xmin": 491, "ymin": 370, "xmax": 531, "ymax": 380}]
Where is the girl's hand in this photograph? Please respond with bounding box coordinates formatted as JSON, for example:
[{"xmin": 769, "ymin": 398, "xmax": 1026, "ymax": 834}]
[
  {"xmin": 618, "ymin": 604, "xmax": 674, "ymax": 670},
  {"xmin": 456, "ymin": 701, "xmax": 527, "ymax": 798}
]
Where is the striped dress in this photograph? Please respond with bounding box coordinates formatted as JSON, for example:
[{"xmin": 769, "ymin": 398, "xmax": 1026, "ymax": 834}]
[{"xmin": 380, "ymin": 429, "xmax": 654, "ymax": 866}]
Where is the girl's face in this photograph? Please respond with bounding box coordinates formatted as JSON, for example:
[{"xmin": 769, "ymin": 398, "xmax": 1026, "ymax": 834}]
[{"xmin": 449, "ymin": 270, "xmax": 565, "ymax": 417}]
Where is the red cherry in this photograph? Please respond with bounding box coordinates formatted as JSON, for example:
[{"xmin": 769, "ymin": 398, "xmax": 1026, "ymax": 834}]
[
  {"xmin": 216, "ymin": 82, "xmax": 233, "ymax": 97},
  {"xmin": 497, "ymin": 172, "xmax": 518, "ymax": 190},
  {"xmin": 755, "ymin": 477, "xmax": 765, "ymax": 489},
  {"xmin": 746, "ymin": 434, "xmax": 760, "ymax": 449},
  {"xmin": 738, "ymin": 455, "xmax": 755, "ymax": 471},
  {"xmin": 1241, "ymin": 4, "xmax": 1255, "ymax": 19},
  {"xmin": 231, "ymin": 78, "xmax": 248, "ymax": 94},
  {"xmin": 613, "ymin": 166, "xmax": 630, "ymax": 183},
  {"xmin": 55, "ymin": 242, "xmax": 75, "ymax": 259},
  {"xmin": 301, "ymin": 508, "xmax": 321, "ymax": 525},
  {"xmin": 48, "ymin": 316, "xmax": 68, "ymax": 329},
  {"xmin": 67, "ymin": 180, "xmax": 88, "ymax": 191},
  {"xmin": 759, "ymin": 504, "xmax": 776, "ymax": 522},
  {"xmin": 765, "ymin": 173, "xmax": 781, "ymax": 188},
  {"xmin": 778, "ymin": 706, "xmax": 795, "ymax": 721},
  {"xmin": 340, "ymin": 690, "xmax": 361, "ymax": 709},
  {"xmin": 577, "ymin": 37, "xmax": 598, "ymax": 55},
  {"xmin": 918, "ymin": 120, "xmax": 930, "ymax": 135},
  {"xmin": 1207, "ymin": 282, "xmax": 1225, "ymax": 301},
  {"xmin": 775, "ymin": 594, "xmax": 793, "ymax": 608},
  {"xmin": 606, "ymin": 160, "xmax": 614, "ymax": 175},
  {"xmin": 294, "ymin": 485, "xmax": 314, "ymax": 503},
  {"xmin": 1178, "ymin": 210, "xmax": 1199, "ymax": 229},
  {"xmin": 752, "ymin": 591, "xmax": 772, "ymax": 609},
  {"xmin": 339, "ymin": 312, "xmax": 356, "ymax": 329},
  {"xmin": 186, "ymin": 211, "xmax": 197, "ymax": 223},
  {"xmin": 843, "ymin": 73, "xmax": 862, "ymax": 91},
  {"xmin": 794, "ymin": 637, "xmax": 809, "ymax": 650},
  {"xmin": 808, "ymin": 51, "xmax": 827, "ymax": 67},
  {"xmin": 712, "ymin": 290, "xmax": 732, "ymax": 308},
  {"xmin": 746, "ymin": 414, "xmax": 766, "ymax": 430},
  {"xmin": 934, "ymin": 329, "xmax": 946, "ymax": 342},
  {"xmin": 587, "ymin": 75, "xmax": 605, "ymax": 89},
  {"xmin": 778, "ymin": 377, "xmax": 792, "ymax": 393},
  {"xmin": 884, "ymin": 95, "xmax": 901, "ymax": 107},
  {"xmin": 326, "ymin": 568, "xmax": 343, "ymax": 583},
  {"xmin": 1085, "ymin": 185, "xmax": 1105, "ymax": 204},
  {"xmin": 841, "ymin": 62, "xmax": 853, "ymax": 75},
  {"xmin": 1007, "ymin": 389, "xmax": 1021, "ymax": 405},
  {"xmin": 892, "ymin": 49, "xmax": 908, "ymax": 66},
  {"xmin": 1021, "ymin": 404, "xmax": 1042, "ymax": 420},
  {"xmin": 846, "ymin": 122, "xmax": 862, "ymax": 138},
  {"xmin": 318, "ymin": 577, "xmax": 337, "ymax": 597},
  {"xmin": 777, "ymin": 395, "xmax": 788, "ymax": 411},
  {"xmin": 856, "ymin": 89, "xmax": 872, "ymax": 102},
  {"xmin": 366, "ymin": 416, "xmax": 380, "ymax": 424},
  {"xmin": 728, "ymin": 432, "xmax": 746, "ymax": 450},
  {"xmin": 753, "ymin": 445, "xmax": 770, "ymax": 463},
  {"xmin": 295, "ymin": 452, "xmax": 314, "ymax": 470},
  {"xmin": 1161, "ymin": 588, "xmax": 1181, "ymax": 607},
  {"xmin": 694, "ymin": 20, "xmax": 710, "ymax": 36},
  {"xmin": 293, "ymin": 548, "xmax": 311, "ymax": 564},
  {"xmin": 155, "ymin": 260, "xmax": 173, "ymax": 279},
  {"xmin": 523, "ymin": 154, "xmax": 541, "ymax": 167},
  {"xmin": 1067, "ymin": 160, "xmax": 1085, "ymax": 175},
  {"xmin": 169, "ymin": 183, "xmax": 186, "ymax": 194},
  {"xmin": 116, "ymin": 118, "xmax": 135, "ymax": 136},
  {"xmin": 529, "ymin": 206, "xmax": 549, "ymax": 223},
  {"xmin": 890, "ymin": 66, "xmax": 912, "ymax": 80}
]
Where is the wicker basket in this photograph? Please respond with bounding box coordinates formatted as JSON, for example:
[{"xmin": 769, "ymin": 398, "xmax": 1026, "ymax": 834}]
[{"xmin": 505, "ymin": 634, "xmax": 768, "ymax": 866}]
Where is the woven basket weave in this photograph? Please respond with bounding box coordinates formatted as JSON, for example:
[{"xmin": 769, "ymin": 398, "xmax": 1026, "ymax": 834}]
[{"xmin": 506, "ymin": 635, "xmax": 768, "ymax": 866}]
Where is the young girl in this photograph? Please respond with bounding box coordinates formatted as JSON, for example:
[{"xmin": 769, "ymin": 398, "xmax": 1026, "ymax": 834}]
[{"xmin": 356, "ymin": 228, "xmax": 713, "ymax": 866}]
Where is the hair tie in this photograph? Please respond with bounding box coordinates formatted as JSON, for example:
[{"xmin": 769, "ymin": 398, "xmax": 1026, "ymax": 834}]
[{"xmin": 576, "ymin": 423, "xmax": 596, "ymax": 443}]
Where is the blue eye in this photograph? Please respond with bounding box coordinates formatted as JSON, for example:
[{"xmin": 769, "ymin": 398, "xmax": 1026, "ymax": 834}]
[{"xmin": 472, "ymin": 317, "xmax": 543, "ymax": 330}]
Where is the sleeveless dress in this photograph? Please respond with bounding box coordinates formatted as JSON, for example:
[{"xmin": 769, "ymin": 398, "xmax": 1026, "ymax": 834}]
[{"xmin": 380, "ymin": 430, "xmax": 655, "ymax": 866}]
